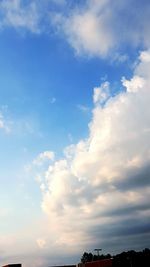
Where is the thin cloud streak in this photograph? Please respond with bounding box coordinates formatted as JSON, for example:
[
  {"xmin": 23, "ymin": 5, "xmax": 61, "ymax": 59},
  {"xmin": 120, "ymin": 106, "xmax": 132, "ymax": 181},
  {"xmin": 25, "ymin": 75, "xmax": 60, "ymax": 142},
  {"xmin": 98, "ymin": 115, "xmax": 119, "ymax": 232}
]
[{"xmin": 0, "ymin": 0, "xmax": 41, "ymax": 33}]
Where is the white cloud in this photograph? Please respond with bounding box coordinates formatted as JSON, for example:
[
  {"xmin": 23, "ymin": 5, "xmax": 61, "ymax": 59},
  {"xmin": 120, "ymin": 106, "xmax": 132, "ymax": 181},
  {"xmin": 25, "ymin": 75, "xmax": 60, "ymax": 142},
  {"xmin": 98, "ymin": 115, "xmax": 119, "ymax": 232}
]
[
  {"xmin": 36, "ymin": 50, "xmax": 150, "ymax": 253},
  {"xmin": 0, "ymin": 0, "xmax": 41, "ymax": 33},
  {"xmin": 122, "ymin": 75, "xmax": 145, "ymax": 93},
  {"xmin": 0, "ymin": 1, "xmax": 150, "ymax": 60},
  {"xmin": 52, "ymin": 0, "xmax": 150, "ymax": 58},
  {"xmin": 93, "ymin": 81, "xmax": 110, "ymax": 105},
  {"xmin": 0, "ymin": 115, "xmax": 4, "ymax": 129},
  {"xmin": 54, "ymin": 2, "xmax": 114, "ymax": 58},
  {"xmin": 0, "ymin": 112, "xmax": 11, "ymax": 133},
  {"xmin": 33, "ymin": 151, "xmax": 55, "ymax": 166},
  {"xmin": 140, "ymin": 50, "xmax": 150, "ymax": 63}
]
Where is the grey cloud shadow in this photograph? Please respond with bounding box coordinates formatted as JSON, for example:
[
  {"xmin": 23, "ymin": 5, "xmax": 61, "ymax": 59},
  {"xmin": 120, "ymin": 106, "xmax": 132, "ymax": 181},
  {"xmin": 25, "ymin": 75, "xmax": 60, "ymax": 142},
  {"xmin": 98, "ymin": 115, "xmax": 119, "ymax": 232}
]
[{"xmin": 115, "ymin": 164, "xmax": 150, "ymax": 191}]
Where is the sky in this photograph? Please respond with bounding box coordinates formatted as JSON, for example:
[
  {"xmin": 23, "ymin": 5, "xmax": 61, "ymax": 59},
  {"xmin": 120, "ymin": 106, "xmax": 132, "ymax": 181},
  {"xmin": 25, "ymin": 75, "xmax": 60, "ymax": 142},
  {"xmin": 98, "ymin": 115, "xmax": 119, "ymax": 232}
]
[{"xmin": 0, "ymin": 0, "xmax": 150, "ymax": 266}]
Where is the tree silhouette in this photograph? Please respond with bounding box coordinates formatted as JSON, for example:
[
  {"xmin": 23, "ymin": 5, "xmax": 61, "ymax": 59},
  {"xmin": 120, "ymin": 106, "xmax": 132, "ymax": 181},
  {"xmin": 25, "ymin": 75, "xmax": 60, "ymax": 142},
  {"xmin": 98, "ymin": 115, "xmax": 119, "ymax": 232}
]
[
  {"xmin": 81, "ymin": 252, "xmax": 111, "ymax": 263},
  {"xmin": 81, "ymin": 252, "xmax": 93, "ymax": 263},
  {"xmin": 80, "ymin": 248, "xmax": 150, "ymax": 267}
]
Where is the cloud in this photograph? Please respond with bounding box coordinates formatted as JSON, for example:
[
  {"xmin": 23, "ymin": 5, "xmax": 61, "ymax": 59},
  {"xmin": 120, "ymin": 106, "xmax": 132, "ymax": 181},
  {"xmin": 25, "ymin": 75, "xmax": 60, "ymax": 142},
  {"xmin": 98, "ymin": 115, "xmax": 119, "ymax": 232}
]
[
  {"xmin": 0, "ymin": 0, "xmax": 66, "ymax": 34},
  {"xmin": 77, "ymin": 104, "xmax": 89, "ymax": 113},
  {"xmin": 36, "ymin": 238, "xmax": 46, "ymax": 249},
  {"xmin": 0, "ymin": 114, "xmax": 5, "ymax": 129},
  {"xmin": 52, "ymin": 0, "xmax": 150, "ymax": 58},
  {"xmin": 0, "ymin": 1, "xmax": 150, "ymax": 60},
  {"xmin": 0, "ymin": 112, "xmax": 11, "ymax": 133},
  {"xmin": 52, "ymin": 1, "xmax": 114, "ymax": 58},
  {"xmin": 93, "ymin": 81, "xmax": 110, "ymax": 105},
  {"xmin": 33, "ymin": 151, "xmax": 55, "ymax": 166},
  {"xmin": 122, "ymin": 75, "xmax": 145, "ymax": 93},
  {"xmin": 0, "ymin": 0, "xmax": 41, "ymax": 33},
  {"xmin": 35, "ymin": 50, "xmax": 150, "ymax": 254}
]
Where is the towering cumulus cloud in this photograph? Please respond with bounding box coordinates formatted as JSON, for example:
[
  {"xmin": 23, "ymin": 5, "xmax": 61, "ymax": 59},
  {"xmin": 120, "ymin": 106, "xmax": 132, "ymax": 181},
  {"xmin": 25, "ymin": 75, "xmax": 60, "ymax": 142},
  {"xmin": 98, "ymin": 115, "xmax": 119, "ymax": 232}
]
[{"xmin": 38, "ymin": 51, "xmax": 150, "ymax": 253}]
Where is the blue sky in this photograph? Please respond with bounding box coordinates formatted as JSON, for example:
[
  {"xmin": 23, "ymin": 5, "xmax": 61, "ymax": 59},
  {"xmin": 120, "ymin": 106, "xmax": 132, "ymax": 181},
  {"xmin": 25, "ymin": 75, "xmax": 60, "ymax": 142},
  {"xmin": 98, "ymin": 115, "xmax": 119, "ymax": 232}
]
[{"xmin": 0, "ymin": 1, "xmax": 150, "ymax": 267}]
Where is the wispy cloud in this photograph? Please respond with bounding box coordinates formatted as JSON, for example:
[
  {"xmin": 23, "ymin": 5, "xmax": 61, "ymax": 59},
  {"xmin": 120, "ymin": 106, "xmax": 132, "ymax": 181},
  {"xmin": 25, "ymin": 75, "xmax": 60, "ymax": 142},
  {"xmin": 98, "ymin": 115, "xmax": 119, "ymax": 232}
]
[
  {"xmin": 77, "ymin": 104, "xmax": 89, "ymax": 113},
  {"xmin": 0, "ymin": 112, "xmax": 11, "ymax": 133},
  {"xmin": 93, "ymin": 81, "xmax": 111, "ymax": 105},
  {"xmin": 0, "ymin": 1, "xmax": 150, "ymax": 60},
  {"xmin": 33, "ymin": 151, "xmax": 55, "ymax": 166},
  {"xmin": 51, "ymin": 0, "xmax": 150, "ymax": 58},
  {"xmin": 0, "ymin": 0, "xmax": 41, "ymax": 33}
]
